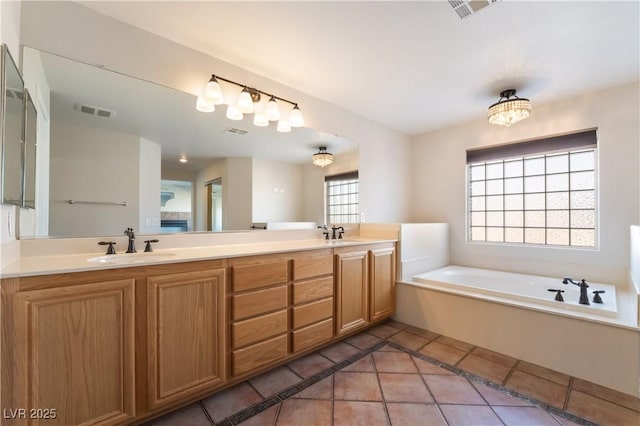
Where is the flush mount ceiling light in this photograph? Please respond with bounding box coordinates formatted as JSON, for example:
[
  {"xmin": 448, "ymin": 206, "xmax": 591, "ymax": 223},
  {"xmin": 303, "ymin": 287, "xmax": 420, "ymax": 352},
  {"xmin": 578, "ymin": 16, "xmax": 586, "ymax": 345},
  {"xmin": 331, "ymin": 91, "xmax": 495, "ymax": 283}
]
[
  {"xmin": 196, "ymin": 73, "xmax": 304, "ymax": 133},
  {"xmin": 487, "ymin": 89, "xmax": 532, "ymax": 127},
  {"xmin": 312, "ymin": 147, "xmax": 333, "ymax": 168}
]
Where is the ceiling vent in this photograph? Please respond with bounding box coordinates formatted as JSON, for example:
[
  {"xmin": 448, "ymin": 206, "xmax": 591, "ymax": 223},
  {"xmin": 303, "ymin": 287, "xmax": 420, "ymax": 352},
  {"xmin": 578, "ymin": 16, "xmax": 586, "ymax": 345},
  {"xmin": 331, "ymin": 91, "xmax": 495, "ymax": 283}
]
[
  {"xmin": 224, "ymin": 127, "xmax": 248, "ymax": 135},
  {"xmin": 73, "ymin": 103, "xmax": 116, "ymax": 118},
  {"xmin": 448, "ymin": 0, "xmax": 501, "ymax": 19}
]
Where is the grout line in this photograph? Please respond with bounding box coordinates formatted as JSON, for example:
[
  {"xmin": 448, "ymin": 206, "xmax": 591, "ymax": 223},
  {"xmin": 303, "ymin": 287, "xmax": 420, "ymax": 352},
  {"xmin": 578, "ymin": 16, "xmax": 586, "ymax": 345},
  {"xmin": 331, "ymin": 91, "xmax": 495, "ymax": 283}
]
[
  {"xmin": 564, "ymin": 376, "xmax": 574, "ymax": 411},
  {"xmin": 198, "ymin": 400, "xmax": 216, "ymax": 425},
  {"xmin": 502, "ymin": 359, "xmax": 519, "ymax": 386}
]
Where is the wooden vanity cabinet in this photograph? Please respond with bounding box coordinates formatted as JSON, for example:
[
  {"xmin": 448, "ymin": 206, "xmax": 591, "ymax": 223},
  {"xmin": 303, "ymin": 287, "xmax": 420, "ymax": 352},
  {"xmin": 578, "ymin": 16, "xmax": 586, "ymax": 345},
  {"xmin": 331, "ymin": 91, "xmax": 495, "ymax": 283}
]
[{"xmin": 335, "ymin": 243, "xmax": 396, "ymax": 336}]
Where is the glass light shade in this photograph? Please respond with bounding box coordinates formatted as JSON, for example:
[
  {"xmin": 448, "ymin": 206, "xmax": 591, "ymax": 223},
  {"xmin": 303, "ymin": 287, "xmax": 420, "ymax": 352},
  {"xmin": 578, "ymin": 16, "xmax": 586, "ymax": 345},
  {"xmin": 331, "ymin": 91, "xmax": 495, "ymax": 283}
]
[
  {"xmin": 237, "ymin": 88, "xmax": 255, "ymax": 114},
  {"xmin": 488, "ymin": 98, "xmax": 532, "ymax": 127},
  {"xmin": 312, "ymin": 147, "xmax": 333, "ymax": 168},
  {"xmin": 277, "ymin": 119, "xmax": 291, "ymax": 133},
  {"xmin": 226, "ymin": 104, "xmax": 243, "ymax": 121},
  {"xmin": 205, "ymin": 77, "xmax": 224, "ymax": 105},
  {"xmin": 253, "ymin": 113, "xmax": 269, "ymax": 127},
  {"xmin": 265, "ymin": 96, "xmax": 280, "ymax": 121},
  {"xmin": 289, "ymin": 105, "xmax": 304, "ymax": 127},
  {"xmin": 195, "ymin": 95, "xmax": 215, "ymax": 112}
]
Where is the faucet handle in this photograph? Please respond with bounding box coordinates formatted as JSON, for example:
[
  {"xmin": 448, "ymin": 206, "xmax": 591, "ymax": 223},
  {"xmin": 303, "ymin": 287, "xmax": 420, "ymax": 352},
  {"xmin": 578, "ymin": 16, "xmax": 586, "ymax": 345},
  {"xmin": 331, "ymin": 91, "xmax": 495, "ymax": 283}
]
[
  {"xmin": 98, "ymin": 241, "xmax": 117, "ymax": 255},
  {"xmin": 592, "ymin": 290, "xmax": 605, "ymax": 304},
  {"xmin": 547, "ymin": 289, "xmax": 565, "ymax": 302},
  {"xmin": 144, "ymin": 239, "xmax": 159, "ymax": 252}
]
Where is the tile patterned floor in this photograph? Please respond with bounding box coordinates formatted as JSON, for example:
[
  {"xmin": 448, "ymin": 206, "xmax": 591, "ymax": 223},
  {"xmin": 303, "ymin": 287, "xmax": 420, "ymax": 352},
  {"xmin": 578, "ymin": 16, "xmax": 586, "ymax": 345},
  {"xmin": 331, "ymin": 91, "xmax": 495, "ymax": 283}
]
[{"xmin": 145, "ymin": 320, "xmax": 640, "ymax": 426}]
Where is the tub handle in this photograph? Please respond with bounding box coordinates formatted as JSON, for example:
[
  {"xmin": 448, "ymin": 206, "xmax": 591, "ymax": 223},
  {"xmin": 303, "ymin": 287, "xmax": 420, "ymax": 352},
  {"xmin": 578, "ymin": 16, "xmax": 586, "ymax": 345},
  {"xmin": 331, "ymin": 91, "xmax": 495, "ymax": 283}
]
[
  {"xmin": 592, "ymin": 290, "xmax": 605, "ymax": 304},
  {"xmin": 547, "ymin": 289, "xmax": 565, "ymax": 302}
]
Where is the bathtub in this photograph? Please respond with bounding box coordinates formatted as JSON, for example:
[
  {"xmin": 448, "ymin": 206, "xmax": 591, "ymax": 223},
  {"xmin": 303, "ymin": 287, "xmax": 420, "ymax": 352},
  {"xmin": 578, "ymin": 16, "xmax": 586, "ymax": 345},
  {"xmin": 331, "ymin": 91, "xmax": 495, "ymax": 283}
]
[{"xmin": 412, "ymin": 265, "xmax": 618, "ymax": 319}]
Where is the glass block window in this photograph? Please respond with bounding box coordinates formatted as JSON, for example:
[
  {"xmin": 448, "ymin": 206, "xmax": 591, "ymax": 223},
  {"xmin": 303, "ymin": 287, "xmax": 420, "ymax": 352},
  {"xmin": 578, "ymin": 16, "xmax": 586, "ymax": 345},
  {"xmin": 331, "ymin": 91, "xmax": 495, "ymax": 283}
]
[
  {"xmin": 467, "ymin": 129, "xmax": 597, "ymax": 248},
  {"xmin": 326, "ymin": 171, "xmax": 359, "ymax": 224}
]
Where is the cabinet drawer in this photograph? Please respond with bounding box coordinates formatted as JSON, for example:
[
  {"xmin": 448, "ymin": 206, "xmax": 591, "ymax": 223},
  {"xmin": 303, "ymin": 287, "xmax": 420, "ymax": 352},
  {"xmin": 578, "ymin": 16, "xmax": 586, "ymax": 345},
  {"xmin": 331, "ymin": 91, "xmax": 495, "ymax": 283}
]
[
  {"xmin": 293, "ymin": 253, "xmax": 333, "ymax": 280},
  {"xmin": 232, "ymin": 334, "xmax": 288, "ymax": 376},
  {"xmin": 293, "ymin": 276, "xmax": 334, "ymax": 304},
  {"xmin": 233, "ymin": 285, "xmax": 287, "ymax": 320},
  {"xmin": 292, "ymin": 318, "xmax": 334, "ymax": 353},
  {"xmin": 232, "ymin": 260, "xmax": 288, "ymax": 292},
  {"xmin": 232, "ymin": 309, "xmax": 288, "ymax": 349},
  {"xmin": 293, "ymin": 298, "xmax": 333, "ymax": 329}
]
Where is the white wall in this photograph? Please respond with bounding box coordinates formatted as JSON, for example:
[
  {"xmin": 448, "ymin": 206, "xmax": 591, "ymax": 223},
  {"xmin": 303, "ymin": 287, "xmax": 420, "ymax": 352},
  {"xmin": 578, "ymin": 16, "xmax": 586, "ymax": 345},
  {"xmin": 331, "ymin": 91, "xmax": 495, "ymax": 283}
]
[
  {"xmin": 303, "ymin": 163, "xmax": 326, "ymax": 225},
  {"xmin": 411, "ymin": 82, "xmax": 640, "ymax": 287},
  {"xmin": 161, "ymin": 183, "xmax": 192, "ymax": 213},
  {"xmin": 19, "ymin": 1, "xmax": 412, "ymax": 229},
  {"xmin": 49, "ymin": 121, "xmax": 140, "ymax": 237},
  {"xmin": 225, "ymin": 157, "xmax": 252, "ymax": 230},
  {"xmin": 138, "ymin": 137, "xmax": 161, "ymax": 234},
  {"xmin": 252, "ymin": 158, "xmax": 304, "ymax": 223}
]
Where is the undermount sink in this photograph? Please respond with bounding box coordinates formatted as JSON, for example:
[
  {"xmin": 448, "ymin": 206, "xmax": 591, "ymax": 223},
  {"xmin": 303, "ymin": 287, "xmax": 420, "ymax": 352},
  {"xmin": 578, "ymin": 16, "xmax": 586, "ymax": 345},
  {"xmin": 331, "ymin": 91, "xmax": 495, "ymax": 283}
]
[
  {"xmin": 324, "ymin": 238, "xmax": 362, "ymax": 245},
  {"xmin": 86, "ymin": 251, "xmax": 177, "ymax": 265}
]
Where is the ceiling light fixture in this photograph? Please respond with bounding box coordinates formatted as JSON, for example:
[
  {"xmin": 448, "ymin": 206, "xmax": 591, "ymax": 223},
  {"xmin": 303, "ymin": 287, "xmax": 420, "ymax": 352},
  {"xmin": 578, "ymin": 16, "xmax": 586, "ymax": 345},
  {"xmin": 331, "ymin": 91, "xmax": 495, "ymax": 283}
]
[
  {"xmin": 488, "ymin": 89, "xmax": 532, "ymax": 127},
  {"xmin": 197, "ymin": 74, "xmax": 304, "ymax": 133},
  {"xmin": 313, "ymin": 147, "xmax": 333, "ymax": 168}
]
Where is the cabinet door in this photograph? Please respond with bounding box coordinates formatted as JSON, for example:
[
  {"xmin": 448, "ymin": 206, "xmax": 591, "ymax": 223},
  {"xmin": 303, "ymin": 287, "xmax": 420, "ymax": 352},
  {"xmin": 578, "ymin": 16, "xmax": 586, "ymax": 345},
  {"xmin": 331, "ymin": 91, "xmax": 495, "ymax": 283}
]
[
  {"xmin": 13, "ymin": 279, "xmax": 135, "ymax": 426},
  {"xmin": 147, "ymin": 269, "xmax": 226, "ymax": 409},
  {"xmin": 369, "ymin": 246, "xmax": 396, "ymax": 322},
  {"xmin": 335, "ymin": 249, "xmax": 369, "ymax": 336}
]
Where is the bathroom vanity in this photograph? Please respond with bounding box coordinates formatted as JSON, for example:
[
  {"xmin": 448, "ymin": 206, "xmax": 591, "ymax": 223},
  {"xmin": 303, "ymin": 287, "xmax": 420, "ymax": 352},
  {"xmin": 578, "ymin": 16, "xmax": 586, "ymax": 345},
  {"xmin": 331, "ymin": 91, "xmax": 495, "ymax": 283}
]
[{"xmin": 0, "ymin": 239, "xmax": 395, "ymax": 425}]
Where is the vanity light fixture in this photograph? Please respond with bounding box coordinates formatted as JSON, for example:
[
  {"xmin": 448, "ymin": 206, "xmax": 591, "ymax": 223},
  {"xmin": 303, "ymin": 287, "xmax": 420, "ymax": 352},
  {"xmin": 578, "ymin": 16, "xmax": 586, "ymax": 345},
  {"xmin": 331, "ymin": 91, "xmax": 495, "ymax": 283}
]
[
  {"xmin": 313, "ymin": 147, "xmax": 333, "ymax": 168},
  {"xmin": 196, "ymin": 73, "xmax": 304, "ymax": 132},
  {"xmin": 487, "ymin": 89, "xmax": 532, "ymax": 127}
]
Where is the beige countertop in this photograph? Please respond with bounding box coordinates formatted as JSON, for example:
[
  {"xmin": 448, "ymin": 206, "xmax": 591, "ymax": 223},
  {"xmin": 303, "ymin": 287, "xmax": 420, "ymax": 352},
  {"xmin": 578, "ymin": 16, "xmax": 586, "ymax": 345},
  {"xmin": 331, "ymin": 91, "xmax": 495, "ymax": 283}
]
[{"xmin": 1, "ymin": 238, "xmax": 396, "ymax": 278}]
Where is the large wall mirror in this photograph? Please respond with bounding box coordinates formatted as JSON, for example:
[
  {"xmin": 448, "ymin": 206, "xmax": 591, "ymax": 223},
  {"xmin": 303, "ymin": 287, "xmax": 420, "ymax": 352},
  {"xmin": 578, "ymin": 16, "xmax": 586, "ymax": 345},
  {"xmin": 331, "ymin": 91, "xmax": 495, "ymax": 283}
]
[
  {"xmin": 1, "ymin": 45, "xmax": 25, "ymax": 206},
  {"xmin": 21, "ymin": 46, "xmax": 358, "ymax": 238}
]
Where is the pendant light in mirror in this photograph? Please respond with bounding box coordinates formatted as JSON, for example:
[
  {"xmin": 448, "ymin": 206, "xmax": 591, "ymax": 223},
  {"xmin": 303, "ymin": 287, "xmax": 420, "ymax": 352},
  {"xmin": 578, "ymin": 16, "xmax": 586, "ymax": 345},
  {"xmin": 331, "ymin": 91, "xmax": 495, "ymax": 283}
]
[{"xmin": 313, "ymin": 147, "xmax": 333, "ymax": 167}]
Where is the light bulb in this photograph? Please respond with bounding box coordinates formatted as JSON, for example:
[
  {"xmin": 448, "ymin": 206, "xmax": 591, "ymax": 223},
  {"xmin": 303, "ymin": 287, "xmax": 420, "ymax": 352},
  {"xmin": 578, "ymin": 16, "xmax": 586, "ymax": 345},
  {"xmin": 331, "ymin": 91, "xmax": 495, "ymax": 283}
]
[
  {"xmin": 226, "ymin": 104, "xmax": 243, "ymax": 121},
  {"xmin": 237, "ymin": 88, "xmax": 254, "ymax": 114},
  {"xmin": 277, "ymin": 120, "xmax": 291, "ymax": 133},
  {"xmin": 265, "ymin": 96, "xmax": 280, "ymax": 121},
  {"xmin": 205, "ymin": 75, "xmax": 224, "ymax": 105},
  {"xmin": 179, "ymin": 157, "xmax": 188, "ymax": 163},
  {"xmin": 289, "ymin": 104, "xmax": 304, "ymax": 127},
  {"xmin": 195, "ymin": 96, "xmax": 215, "ymax": 112}
]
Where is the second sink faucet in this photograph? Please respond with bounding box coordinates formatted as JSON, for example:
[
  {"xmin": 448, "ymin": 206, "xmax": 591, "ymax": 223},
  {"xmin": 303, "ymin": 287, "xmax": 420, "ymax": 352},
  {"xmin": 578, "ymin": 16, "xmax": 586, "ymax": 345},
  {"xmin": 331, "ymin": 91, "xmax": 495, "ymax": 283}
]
[
  {"xmin": 331, "ymin": 226, "xmax": 345, "ymax": 240},
  {"xmin": 562, "ymin": 277, "xmax": 589, "ymax": 305},
  {"xmin": 124, "ymin": 227, "xmax": 137, "ymax": 253}
]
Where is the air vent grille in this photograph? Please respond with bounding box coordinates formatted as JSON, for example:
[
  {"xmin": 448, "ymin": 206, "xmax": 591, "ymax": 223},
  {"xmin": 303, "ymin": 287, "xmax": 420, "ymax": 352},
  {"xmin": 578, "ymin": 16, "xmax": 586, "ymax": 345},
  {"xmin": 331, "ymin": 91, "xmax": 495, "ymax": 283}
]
[
  {"xmin": 73, "ymin": 103, "xmax": 116, "ymax": 118},
  {"xmin": 225, "ymin": 127, "xmax": 248, "ymax": 135},
  {"xmin": 448, "ymin": 0, "xmax": 501, "ymax": 19}
]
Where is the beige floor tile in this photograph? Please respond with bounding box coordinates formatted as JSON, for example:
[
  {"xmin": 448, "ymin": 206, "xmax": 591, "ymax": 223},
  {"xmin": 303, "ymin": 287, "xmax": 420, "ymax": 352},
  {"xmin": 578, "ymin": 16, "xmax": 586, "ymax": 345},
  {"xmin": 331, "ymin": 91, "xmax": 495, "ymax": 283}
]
[
  {"xmin": 471, "ymin": 347, "xmax": 517, "ymax": 367},
  {"xmin": 566, "ymin": 390, "xmax": 640, "ymax": 426},
  {"xmin": 572, "ymin": 378, "xmax": 640, "ymax": 412},
  {"xmin": 470, "ymin": 381, "xmax": 533, "ymax": 406},
  {"xmin": 516, "ymin": 360, "xmax": 571, "ymax": 387},
  {"xmin": 286, "ymin": 353, "xmax": 334, "ymax": 378},
  {"xmin": 334, "ymin": 372, "xmax": 383, "ymax": 401},
  {"xmin": 457, "ymin": 353, "xmax": 513, "ymax": 384},
  {"xmin": 412, "ymin": 357, "xmax": 455, "ymax": 375},
  {"xmin": 434, "ymin": 335, "xmax": 474, "ymax": 352},
  {"xmin": 419, "ymin": 341, "xmax": 468, "ymax": 365},
  {"xmin": 403, "ymin": 325, "xmax": 440, "ymax": 341},
  {"xmin": 144, "ymin": 403, "xmax": 211, "ymax": 426},
  {"xmin": 386, "ymin": 403, "xmax": 446, "ymax": 426},
  {"xmin": 333, "ymin": 401, "xmax": 388, "ymax": 426},
  {"xmin": 275, "ymin": 399, "xmax": 332, "ymax": 426},
  {"xmin": 319, "ymin": 341, "xmax": 360, "ymax": 363},
  {"xmin": 384, "ymin": 319, "xmax": 409, "ymax": 330},
  {"xmin": 293, "ymin": 376, "xmax": 333, "ymax": 400},
  {"xmin": 202, "ymin": 382, "xmax": 263, "ymax": 422},
  {"xmin": 238, "ymin": 404, "xmax": 279, "ymax": 426},
  {"xmin": 367, "ymin": 324, "xmax": 401, "ymax": 338},
  {"xmin": 373, "ymin": 351, "xmax": 418, "ymax": 373},
  {"xmin": 342, "ymin": 355, "xmax": 376, "ymax": 372},
  {"xmin": 505, "ymin": 370, "xmax": 568, "ymax": 408},
  {"xmin": 439, "ymin": 405, "xmax": 503, "ymax": 426},
  {"xmin": 387, "ymin": 330, "xmax": 431, "ymax": 351},
  {"xmin": 493, "ymin": 406, "xmax": 561, "ymax": 425},
  {"xmin": 377, "ymin": 344, "xmax": 401, "ymax": 352},
  {"xmin": 423, "ymin": 375, "xmax": 485, "ymax": 405},
  {"xmin": 345, "ymin": 332, "xmax": 383, "ymax": 349},
  {"xmin": 249, "ymin": 366, "xmax": 302, "ymax": 398},
  {"xmin": 379, "ymin": 373, "xmax": 433, "ymax": 403}
]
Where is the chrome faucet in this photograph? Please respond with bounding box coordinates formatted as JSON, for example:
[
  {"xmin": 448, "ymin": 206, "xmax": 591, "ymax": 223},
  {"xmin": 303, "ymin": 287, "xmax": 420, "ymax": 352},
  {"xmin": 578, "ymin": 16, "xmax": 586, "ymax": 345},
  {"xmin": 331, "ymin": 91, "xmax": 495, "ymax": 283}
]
[
  {"xmin": 562, "ymin": 277, "xmax": 589, "ymax": 305},
  {"xmin": 124, "ymin": 228, "xmax": 137, "ymax": 253}
]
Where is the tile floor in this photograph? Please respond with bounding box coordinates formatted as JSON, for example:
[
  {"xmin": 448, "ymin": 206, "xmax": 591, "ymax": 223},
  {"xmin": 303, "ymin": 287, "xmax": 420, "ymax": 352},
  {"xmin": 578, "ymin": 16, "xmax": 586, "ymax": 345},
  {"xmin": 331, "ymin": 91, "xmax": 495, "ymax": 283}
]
[{"xmin": 145, "ymin": 320, "xmax": 640, "ymax": 426}]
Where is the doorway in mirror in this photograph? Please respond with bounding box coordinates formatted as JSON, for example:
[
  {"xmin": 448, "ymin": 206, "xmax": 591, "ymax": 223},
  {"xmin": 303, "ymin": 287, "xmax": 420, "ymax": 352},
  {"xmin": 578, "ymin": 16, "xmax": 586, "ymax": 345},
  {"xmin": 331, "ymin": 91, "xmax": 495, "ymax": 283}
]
[{"xmin": 160, "ymin": 180, "xmax": 192, "ymax": 233}]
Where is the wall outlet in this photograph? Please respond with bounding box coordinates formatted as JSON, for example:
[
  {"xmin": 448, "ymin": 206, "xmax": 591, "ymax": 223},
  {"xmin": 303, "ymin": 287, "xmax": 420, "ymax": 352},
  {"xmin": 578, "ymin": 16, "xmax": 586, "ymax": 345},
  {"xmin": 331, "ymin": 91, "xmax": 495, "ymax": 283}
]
[{"xmin": 360, "ymin": 212, "xmax": 366, "ymax": 223}]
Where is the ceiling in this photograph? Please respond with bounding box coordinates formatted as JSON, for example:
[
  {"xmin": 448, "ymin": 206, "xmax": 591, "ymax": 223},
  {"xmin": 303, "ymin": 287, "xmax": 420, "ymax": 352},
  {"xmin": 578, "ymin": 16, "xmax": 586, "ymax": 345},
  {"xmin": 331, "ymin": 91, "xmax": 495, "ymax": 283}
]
[{"xmin": 78, "ymin": 1, "xmax": 640, "ymax": 136}]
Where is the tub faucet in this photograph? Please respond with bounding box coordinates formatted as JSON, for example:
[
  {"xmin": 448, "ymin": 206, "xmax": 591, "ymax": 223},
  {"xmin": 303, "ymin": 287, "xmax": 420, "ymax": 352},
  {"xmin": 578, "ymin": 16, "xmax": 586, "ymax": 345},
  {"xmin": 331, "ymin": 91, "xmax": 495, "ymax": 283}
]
[
  {"xmin": 124, "ymin": 227, "xmax": 137, "ymax": 253},
  {"xmin": 562, "ymin": 277, "xmax": 590, "ymax": 305}
]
